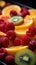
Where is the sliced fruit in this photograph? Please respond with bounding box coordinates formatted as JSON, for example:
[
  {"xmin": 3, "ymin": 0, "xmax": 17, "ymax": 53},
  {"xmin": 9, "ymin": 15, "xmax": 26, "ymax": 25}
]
[
  {"xmin": 0, "ymin": 31, "xmax": 6, "ymax": 37},
  {"xmin": 5, "ymin": 46, "xmax": 28, "ymax": 56},
  {"xmin": 0, "ymin": 1, "xmax": 6, "ymax": 8},
  {"xmin": 29, "ymin": 9, "xmax": 36, "ymax": 15},
  {"xmin": 8, "ymin": 16, "xmax": 24, "ymax": 26},
  {"xmin": 15, "ymin": 49, "xmax": 35, "ymax": 65},
  {"xmin": 24, "ymin": 15, "xmax": 36, "ymax": 26},
  {"xmin": 15, "ymin": 19, "xmax": 33, "ymax": 38},
  {"xmin": 15, "ymin": 29, "xmax": 27, "ymax": 38},
  {"xmin": 2, "ymin": 5, "xmax": 21, "ymax": 17}
]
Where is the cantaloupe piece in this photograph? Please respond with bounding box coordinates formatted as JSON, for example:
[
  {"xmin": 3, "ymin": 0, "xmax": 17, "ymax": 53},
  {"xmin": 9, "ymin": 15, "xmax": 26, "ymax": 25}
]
[{"xmin": 6, "ymin": 46, "xmax": 28, "ymax": 56}]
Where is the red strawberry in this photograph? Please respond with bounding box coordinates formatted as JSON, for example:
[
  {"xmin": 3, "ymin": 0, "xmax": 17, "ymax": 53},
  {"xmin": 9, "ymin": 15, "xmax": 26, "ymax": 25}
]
[
  {"xmin": 6, "ymin": 30, "xmax": 16, "ymax": 41},
  {"xmin": 0, "ymin": 48, "xmax": 7, "ymax": 59},
  {"xmin": 14, "ymin": 37, "xmax": 21, "ymax": 46},
  {"xmin": 21, "ymin": 35, "xmax": 31, "ymax": 46},
  {"xmin": 4, "ymin": 55, "xmax": 14, "ymax": 64},
  {"xmin": 1, "ymin": 37, "xmax": 9, "ymax": 48},
  {"xmin": 5, "ymin": 22, "xmax": 15, "ymax": 32},
  {"xmin": 10, "ymin": 10, "xmax": 17, "ymax": 17}
]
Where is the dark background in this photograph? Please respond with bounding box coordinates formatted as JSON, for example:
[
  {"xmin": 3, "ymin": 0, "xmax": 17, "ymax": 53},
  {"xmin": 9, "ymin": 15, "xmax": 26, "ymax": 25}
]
[{"xmin": 4, "ymin": 0, "xmax": 36, "ymax": 8}]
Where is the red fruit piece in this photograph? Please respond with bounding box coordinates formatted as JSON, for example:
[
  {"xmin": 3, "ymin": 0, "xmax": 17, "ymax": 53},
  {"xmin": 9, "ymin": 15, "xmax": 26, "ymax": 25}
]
[
  {"xmin": 19, "ymin": 7, "xmax": 29, "ymax": 18},
  {"xmin": 1, "ymin": 16, "xmax": 9, "ymax": 22},
  {"xmin": 26, "ymin": 27, "xmax": 36, "ymax": 37},
  {"xmin": 0, "ymin": 9, "xmax": 2, "ymax": 15},
  {"xmin": 0, "ymin": 19, "xmax": 6, "ymax": 32},
  {"xmin": 21, "ymin": 35, "xmax": 31, "ymax": 46},
  {"xmin": 0, "ymin": 48, "xmax": 7, "ymax": 59},
  {"xmin": 1, "ymin": 37, "xmax": 9, "ymax": 48},
  {"xmin": 6, "ymin": 30, "xmax": 16, "ymax": 41},
  {"xmin": 0, "ymin": 24, "xmax": 5, "ymax": 32},
  {"xmin": 0, "ymin": 19, "xmax": 5, "ymax": 24},
  {"xmin": 14, "ymin": 37, "xmax": 21, "ymax": 46},
  {"xmin": 4, "ymin": 55, "xmax": 14, "ymax": 64},
  {"xmin": 5, "ymin": 22, "xmax": 15, "ymax": 32},
  {"xmin": 29, "ymin": 40, "xmax": 36, "ymax": 50},
  {"xmin": 10, "ymin": 10, "xmax": 17, "ymax": 17},
  {"xmin": 0, "ymin": 6, "xmax": 2, "ymax": 10}
]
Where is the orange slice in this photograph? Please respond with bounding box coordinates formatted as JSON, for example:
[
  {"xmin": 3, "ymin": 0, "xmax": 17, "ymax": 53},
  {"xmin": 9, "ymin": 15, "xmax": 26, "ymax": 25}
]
[
  {"xmin": 6, "ymin": 46, "xmax": 28, "ymax": 56},
  {"xmin": 2, "ymin": 5, "xmax": 21, "ymax": 17},
  {"xmin": 0, "ymin": 31, "xmax": 6, "ymax": 37},
  {"xmin": 29, "ymin": 9, "xmax": 36, "ymax": 15},
  {"xmin": 15, "ymin": 18, "xmax": 33, "ymax": 38},
  {"xmin": 0, "ymin": 1, "xmax": 6, "ymax": 7},
  {"xmin": 24, "ymin": 15, "xmax": 36, "ymax": 27}
]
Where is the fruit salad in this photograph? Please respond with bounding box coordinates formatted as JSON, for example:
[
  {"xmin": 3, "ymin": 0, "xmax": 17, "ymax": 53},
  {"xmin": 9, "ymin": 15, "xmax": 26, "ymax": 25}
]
[{"xmin": 0, "ymin": 1, "xmax": 36, "ymax": 65}]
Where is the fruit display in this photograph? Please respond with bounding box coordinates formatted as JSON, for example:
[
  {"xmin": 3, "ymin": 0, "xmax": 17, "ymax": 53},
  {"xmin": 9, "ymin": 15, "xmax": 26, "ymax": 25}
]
[
  {"xmin": 15, "ymin": 49, "xmax": 36, "ymax": 65},
  {"xmin": 0, "ymin": 0, "xmax": 36, "ymax": 65}
]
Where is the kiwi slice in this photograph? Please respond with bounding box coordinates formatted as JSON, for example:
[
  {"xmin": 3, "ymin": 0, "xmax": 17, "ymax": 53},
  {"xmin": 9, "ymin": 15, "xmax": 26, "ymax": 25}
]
[
  {"xmin": 15, "ymin": 49, "xmax": 35, "ymax": 65},
  {"xmin": 8, "ymin": 16, "xmax": 24, "ymax": 26}
]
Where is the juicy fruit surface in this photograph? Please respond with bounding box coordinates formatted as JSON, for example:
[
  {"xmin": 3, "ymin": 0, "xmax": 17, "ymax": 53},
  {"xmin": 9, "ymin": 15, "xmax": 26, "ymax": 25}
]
[
  {"xmin": 29, "ymin": 9, "xmax": 36, "ymax": 15},
  {"xmin": 2, "ymin": 5, "xmax": 21, "ymax": 17},
  {"xmin": 15, "ymin": 19, "xmax": 33, "ymax": 38},
  {"xmin": 15, "ymin": 49, "xmax": 36, "ymax": 65},
  {"xmin": 6, "ymin": 46, "xmax": 28, "ymax": 56},
  {"xmin": 24, "ymin": 15, "xmax": 36, "ymax": 27},
  {"xmin": 8, "ymin": 16, "xmax": 24, "ymax": 26}
]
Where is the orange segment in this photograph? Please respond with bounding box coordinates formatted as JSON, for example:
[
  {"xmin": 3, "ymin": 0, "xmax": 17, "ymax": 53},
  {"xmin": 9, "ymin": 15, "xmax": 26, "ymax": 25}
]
[
  {"xmin": 15, "ymin": 29, "xmax": 28, "ymax": 38},
  {"xmin": 24, "ymin": 15, "xmax": 36, "ymax": 27},
  {"xmin": 2, "ymin": 5, "xmax": 21, "ymax": 17},
  {"xmin": 0, "ymin": 1, "xmax": 6, "ymax": 7},
  {"xmin": 15, "ymin": 18, "xmax": 33, "ymax": 38},
  {"xmin": 0, "ymin": 31, "xmax": 6, "ymax": 37},
  {"xmin": 29, "ymin": 9, "xmax": 36, "ymax": 15},
  {"xmin": 6, "ymin": 46, "xmax": 28, "ymax": 56}
]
